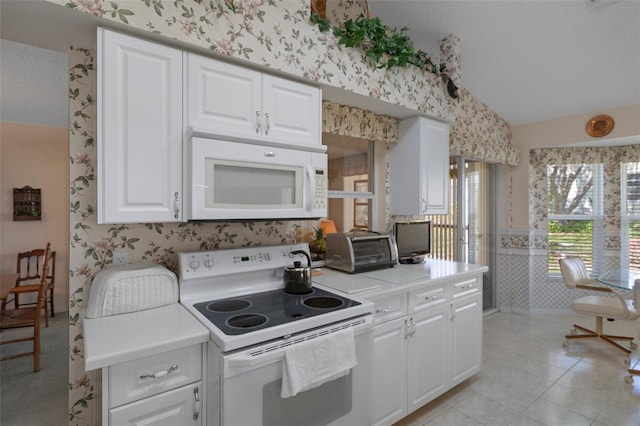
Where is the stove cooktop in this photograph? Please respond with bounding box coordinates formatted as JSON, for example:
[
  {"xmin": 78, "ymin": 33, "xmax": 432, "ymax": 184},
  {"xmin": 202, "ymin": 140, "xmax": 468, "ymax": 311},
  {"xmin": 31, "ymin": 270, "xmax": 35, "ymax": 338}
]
[{"xmin": 193, "ymin": 287, "xmax": 361, "ymax": 336}]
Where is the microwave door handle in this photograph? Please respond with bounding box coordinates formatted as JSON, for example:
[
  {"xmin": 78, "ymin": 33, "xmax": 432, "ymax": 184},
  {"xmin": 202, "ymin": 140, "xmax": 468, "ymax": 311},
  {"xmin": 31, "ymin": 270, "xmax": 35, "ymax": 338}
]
[{"xmin": 304, "ymin": 165, "xmax": 314, "ymax": 211}]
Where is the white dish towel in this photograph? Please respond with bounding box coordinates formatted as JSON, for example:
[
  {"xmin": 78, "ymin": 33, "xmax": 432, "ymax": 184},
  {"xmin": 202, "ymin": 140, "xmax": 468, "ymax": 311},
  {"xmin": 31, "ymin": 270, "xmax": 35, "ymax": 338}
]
[{"xmin": 281, "ymin": 327, "xmax": 357, "ymax": 398}]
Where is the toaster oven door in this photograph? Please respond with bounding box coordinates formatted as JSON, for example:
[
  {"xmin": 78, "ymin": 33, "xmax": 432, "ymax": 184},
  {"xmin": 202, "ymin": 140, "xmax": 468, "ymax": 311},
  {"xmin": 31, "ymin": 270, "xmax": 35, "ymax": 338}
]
[{"xmin": 351, "ymin": 239, "xmax": 394, "ymax": 272}]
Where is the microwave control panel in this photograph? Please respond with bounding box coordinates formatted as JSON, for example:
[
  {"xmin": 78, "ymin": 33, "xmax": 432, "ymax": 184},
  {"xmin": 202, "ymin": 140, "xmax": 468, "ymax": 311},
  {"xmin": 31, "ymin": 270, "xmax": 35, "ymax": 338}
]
[{"xmin": 313, "ymin": 168, "xmax": 328, "ymax": 211}]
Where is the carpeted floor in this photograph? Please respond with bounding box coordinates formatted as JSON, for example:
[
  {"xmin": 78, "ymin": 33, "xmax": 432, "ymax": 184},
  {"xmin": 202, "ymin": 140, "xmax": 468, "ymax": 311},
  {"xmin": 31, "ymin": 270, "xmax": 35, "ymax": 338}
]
[{"xmin": 0, "ymin": 312, "xmax": 68, "ymax": 426}]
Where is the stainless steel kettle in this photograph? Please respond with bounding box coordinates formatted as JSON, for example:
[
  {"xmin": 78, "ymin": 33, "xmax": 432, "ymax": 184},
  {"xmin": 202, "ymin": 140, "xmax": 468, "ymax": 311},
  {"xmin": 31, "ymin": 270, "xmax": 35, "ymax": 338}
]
[{"xmin": 283, "ymin": 250, "xmax": 313, "ymax": 294}]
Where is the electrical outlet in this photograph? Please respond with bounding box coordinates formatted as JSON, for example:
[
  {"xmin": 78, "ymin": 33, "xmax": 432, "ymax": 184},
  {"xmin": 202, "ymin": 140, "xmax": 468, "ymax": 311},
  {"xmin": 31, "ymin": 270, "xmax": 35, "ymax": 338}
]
[{"xmin": 113, "ymin": 252, "xmax": 129, "ymax": 266}]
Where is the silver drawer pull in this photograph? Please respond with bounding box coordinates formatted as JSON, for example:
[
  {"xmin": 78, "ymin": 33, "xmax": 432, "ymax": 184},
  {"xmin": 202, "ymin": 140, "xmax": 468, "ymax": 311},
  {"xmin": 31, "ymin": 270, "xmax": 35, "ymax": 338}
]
[
  {"xmin": 376, "ymin": 306, "xmax": 393, "ymax": 314},
  {"xmin": 193, "ymin": 387, "xmax": 200, "ymax": 420},
  {"xmin": 139, "ymin": 364, "xmax": 178, "ymax": 380}
]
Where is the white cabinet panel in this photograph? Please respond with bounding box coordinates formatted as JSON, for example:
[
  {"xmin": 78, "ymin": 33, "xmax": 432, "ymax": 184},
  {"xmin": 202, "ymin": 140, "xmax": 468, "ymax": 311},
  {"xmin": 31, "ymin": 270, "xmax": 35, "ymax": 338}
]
[
  {"xmin": 109, "ymin": 345, "xmax": 202, "ymax": 408},
  {"xmin": 187, "ymin": 53, "xmax": 321, "ymax": 147},
  {"xmin": 98, "ymin": 28, "xmax": 183, "ymax": 223},
  {"xmin": 110, "ymin": 382, "xmax": 202, "ymax": 426},
  {"xmin": 262, "ymin": 74, "xmax": 321, "ymax": 145},
  {"xmin": 186, "ymin": 54, "xmax": 261, "ymax": 138},
  {"xmin": 451, "ymin": 292, "xmax": 482, "ymax": 385},
  {"xmin": 407, "ymin": 305, "xmax": 448, "ymax": 412},
  {"xmin": 389, "ymin": 116, "xmax": 450, "ymax": 215},
  {"xmin": 372, "ymin": 317, "xmax": 407, "ymax": 426}
]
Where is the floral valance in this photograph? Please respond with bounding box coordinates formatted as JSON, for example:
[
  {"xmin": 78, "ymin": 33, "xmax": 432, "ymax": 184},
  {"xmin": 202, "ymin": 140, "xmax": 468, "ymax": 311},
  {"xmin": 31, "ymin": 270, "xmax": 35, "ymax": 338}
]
[
  {"xmin": 322, "ymin": 101, "xmax": 399, "ymax": 144},
  {"xmin": 450, "ymin": 88, "xmax": 519, "ymax": 166}
]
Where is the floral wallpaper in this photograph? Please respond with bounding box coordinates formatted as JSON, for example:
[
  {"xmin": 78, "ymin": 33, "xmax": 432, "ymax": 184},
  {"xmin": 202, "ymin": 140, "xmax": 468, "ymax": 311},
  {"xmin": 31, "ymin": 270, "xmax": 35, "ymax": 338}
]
[
  {"xmin": 450, "ymin": 87, "xmax": 518, "ymax": 166},
  {"xmin": 54, "ymin": 1, "xmax": 522, "ymax": 424},
  {"xmin": 322, "ymin": 101, "xmax": 398, "ymax": 144},
  {"xmin": 49, "ymin": 0, "xmax": 515, "ymax": 166}
]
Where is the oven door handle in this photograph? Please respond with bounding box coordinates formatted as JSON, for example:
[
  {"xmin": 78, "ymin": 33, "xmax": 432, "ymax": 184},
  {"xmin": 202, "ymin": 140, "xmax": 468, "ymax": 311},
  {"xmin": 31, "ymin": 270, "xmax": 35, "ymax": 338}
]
[
  {"xmin": 228, "ymin": 316, "xmax": 373, "ymax": 368},
  {"xmin": 228, "ymin": 347, "xmax": 286, "ymax": 368}
]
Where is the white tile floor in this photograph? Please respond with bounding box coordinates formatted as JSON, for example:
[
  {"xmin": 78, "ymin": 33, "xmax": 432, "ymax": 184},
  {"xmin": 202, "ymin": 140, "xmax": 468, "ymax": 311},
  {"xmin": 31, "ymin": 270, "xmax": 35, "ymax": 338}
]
[{"xmin": 394, "ymin": 312, "xmax": 640, "ymax": 426}]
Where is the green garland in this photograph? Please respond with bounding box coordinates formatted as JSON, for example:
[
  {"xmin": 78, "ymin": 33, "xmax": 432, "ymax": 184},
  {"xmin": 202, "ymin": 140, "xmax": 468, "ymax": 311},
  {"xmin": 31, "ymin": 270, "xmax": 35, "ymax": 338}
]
[
  {"xmin": 223, "ymin": 2, "xmax": 458, "ymax": 98},
  {"xmin": 311, "ymin": 13, "xmax": 459, "ymax": 99}
]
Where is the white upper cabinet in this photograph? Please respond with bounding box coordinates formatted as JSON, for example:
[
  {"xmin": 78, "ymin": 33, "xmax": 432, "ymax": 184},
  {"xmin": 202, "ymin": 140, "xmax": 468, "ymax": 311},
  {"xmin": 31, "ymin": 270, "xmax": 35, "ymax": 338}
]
[
  {"xmin": 389, "ymin": 116, "xmax": 450, "ymax": 215},
  {"xmin": 186, "ymin": 53, "xmax": 321, "ymax": 146},
  {"xmin": 98, "ymin": 28, "xmax": 183, "ymax": 224}
]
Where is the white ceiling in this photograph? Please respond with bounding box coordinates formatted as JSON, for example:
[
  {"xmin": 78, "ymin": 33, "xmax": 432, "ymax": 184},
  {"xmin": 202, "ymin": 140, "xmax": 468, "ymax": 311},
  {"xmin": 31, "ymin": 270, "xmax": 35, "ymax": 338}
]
[{"xmin": 369, "ymin": 0, "xmax": 640, "ymax": 126}]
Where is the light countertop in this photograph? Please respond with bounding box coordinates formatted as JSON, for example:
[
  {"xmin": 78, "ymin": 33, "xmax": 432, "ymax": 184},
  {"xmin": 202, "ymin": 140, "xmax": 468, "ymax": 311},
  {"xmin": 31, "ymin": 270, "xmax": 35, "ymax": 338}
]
[
  {"xmin": 84, "ymin": 303, "xmax": 209, "ymax": 371},
  {"xmin": 313, "ymin": 258, "xmax": 488, "ymax": 298}
]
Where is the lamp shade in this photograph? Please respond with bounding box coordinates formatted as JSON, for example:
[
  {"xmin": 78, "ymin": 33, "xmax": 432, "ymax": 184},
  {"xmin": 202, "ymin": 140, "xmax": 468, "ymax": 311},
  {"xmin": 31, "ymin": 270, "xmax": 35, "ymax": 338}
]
[{"xmin": 319, "ymin": 219, "xmax": 337, "ymax": 236}]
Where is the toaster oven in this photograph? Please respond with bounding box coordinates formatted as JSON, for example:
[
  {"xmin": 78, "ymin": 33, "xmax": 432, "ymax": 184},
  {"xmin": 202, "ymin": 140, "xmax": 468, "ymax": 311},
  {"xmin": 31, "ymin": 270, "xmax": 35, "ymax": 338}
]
[{"xmin": 325, "ymin": 232, "xmax": 398, "ymax": 273}]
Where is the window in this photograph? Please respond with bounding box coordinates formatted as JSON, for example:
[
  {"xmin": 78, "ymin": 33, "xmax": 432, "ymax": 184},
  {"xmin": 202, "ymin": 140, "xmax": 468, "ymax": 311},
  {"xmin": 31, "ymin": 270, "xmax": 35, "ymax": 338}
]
[
  {"xmin": 547, "ymin": 163, "xmax": 603, "ymax": 274},
  {"xmin": 324, "ymin": 134, "xmax": 374, "ymax": 233},
  {"xmin": 622, "ymin": 162, "xmax": 640, "ymax": 270}
]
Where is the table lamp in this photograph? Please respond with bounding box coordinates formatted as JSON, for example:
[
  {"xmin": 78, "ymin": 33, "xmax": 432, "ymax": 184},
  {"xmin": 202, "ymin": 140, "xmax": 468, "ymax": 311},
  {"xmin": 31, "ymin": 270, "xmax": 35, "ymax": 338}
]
[{"xmin": 319, "ymin": 219, "xmax": 337, "ymax": 237}]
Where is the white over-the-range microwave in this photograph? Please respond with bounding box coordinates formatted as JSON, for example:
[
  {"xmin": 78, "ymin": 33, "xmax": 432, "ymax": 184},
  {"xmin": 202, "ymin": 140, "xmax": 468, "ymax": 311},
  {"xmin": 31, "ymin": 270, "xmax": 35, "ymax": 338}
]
[{"xmin": 185, "ymin": 132, "xmax": 328, "ymax": 221}]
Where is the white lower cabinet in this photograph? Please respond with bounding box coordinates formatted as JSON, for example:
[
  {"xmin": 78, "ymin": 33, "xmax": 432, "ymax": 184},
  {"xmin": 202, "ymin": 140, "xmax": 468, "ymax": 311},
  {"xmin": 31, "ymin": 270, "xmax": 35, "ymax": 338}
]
[
  {"xmin": 110, "ymin": 382, "xmax": 202, "ymax": 426},
  {"xmin": 407, "ymin": 304, "xmax": 448, "ymax": 412},
  {"xmin": 102, "ymin": 344, "xmax": 204, "ymax": 426},
  {"xmin": 451, "ymin": 292, "xmax": 482, "ymax": 385},
  {"xmin": 371, "ymin": 274, "xmax": 482, "ymax": 426},
  {"xmin": 372, "ymin": 317, "xmax": 407, "ymax": 426}
]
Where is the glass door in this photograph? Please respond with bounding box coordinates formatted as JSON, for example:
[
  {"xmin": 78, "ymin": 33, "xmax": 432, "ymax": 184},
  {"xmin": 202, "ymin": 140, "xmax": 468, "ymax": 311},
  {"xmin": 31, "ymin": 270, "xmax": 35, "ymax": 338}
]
[{"xmin": 427, "ymin": 157, "xmax": 497, "ymax": 312}]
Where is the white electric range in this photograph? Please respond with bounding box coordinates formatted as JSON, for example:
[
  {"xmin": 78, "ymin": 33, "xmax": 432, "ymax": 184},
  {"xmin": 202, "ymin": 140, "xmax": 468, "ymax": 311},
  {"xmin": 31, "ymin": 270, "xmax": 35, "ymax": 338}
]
[{"xmin": 178, "ymin": 243, "xmax": 375, "ymax": 426}]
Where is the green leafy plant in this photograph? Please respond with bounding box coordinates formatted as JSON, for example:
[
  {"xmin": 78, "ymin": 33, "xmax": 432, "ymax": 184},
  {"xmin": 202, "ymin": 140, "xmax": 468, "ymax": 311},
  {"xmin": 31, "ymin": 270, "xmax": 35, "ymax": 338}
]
[
  {"xmin": 223, "ymin": 1, "xmax": 459, "ymax": 98},
  {"xmin": 311, "ymin": 12, "xmax": 459, "ymax": 99}
]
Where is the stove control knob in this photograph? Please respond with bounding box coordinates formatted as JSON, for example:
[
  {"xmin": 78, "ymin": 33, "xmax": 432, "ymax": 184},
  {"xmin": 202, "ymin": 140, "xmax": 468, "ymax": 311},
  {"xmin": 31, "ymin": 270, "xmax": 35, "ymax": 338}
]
[
  {"xmin": 189, "ymin": 259, "xmax": 201, "ymax": 270},
  {"xmin": 204, "ymin": 258, "xmax": 214, "ymax": 268},
  {"xmin": 263, "ymin": 252, "xmax": 271, "ymax": 261}
]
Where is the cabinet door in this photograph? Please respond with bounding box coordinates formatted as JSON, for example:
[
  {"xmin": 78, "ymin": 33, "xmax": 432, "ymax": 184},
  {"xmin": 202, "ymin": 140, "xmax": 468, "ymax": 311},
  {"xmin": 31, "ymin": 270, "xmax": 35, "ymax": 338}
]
[
  {"xmin": 389, "ymin": 117, "xmax": 450, "ymax": 215},
  {"xmin": 407, "ymin": 305, "xmax": 448, "ymax": 413},
  {"xmin": 450, "ymin": 292, "xmax": 482, "ymax": 386},
  {"xmin": 98, "ymin": 28, "xmax": 183, "ymax": 223},
  {"xmin": 261, "ymin": 74, "xmax": 321, "ymax": 146},
  {"xmin": 186, "ymin": 54, "xmax": 261, "ymax": 139},
  {"xmin": 110, "ymin": 382, "xmax": 202, "ymax": 425},
  {"xmin": 372, "ymin": 318, "xmax": 407, "ymax": 426},
  {"xmin": 422, "ymin": 118, "xmax": 449, "ymax": 214}
]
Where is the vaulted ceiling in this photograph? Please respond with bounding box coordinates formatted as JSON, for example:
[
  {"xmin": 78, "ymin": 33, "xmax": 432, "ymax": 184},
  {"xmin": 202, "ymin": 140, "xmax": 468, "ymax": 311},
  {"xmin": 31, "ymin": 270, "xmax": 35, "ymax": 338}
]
[{"xmin": 370, "ymin": 0, "xmax": 640, "ymax": 126}]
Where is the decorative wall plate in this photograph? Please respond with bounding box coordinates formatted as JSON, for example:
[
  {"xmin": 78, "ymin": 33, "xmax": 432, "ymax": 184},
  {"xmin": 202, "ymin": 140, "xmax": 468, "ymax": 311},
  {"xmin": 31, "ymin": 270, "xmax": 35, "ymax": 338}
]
[{"xmin": 586, "ymin": 114, "xmax": 614, "ymax": 137}]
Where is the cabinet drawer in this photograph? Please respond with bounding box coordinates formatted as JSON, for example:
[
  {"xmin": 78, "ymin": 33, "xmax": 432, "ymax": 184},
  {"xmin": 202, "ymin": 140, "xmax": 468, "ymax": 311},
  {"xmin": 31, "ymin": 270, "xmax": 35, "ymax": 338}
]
[
  {"xmin": 452, "ymin": 277, "xmax": 480, "ymax": 298},
  {"xmin": 109, "ymin": 344, "xmax": 202, "ymax": 408},
  {"xmin": 411, "ymin": 286, "xmax": 446, "ymax": 312},
  {"xmin": 110, "ymin": 381, "xmax": 202, "ymax": 426},
  {"xmin": 373, "ymin": 294, "xmax": 407, "ymax": 324}
]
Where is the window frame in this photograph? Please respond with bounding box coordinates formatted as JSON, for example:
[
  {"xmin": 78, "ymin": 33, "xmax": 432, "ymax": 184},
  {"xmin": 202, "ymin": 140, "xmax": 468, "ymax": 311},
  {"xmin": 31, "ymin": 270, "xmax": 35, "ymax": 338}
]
[
  {"xmin": 547, "ymin": 163, "xmax": 604, "ymax": 276},
  {"xmin": 325, "ymin": 139, "xmax": 376, "ymax": 232},
  {"xmin": 621, "ymin": 162, "xmax": 640, "ymax": 271}
]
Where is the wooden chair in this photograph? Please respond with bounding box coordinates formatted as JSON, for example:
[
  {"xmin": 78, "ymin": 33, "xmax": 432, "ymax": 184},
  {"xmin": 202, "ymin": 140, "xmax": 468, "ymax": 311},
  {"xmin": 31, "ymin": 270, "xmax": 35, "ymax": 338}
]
[
  {"xmin": 559, "ymin": 257, "xmax": 638, "ymax": 363},
  {"xmin": 0, "ymin": 243, "xmax": 50, "ymax": 372},
  {"xmin": 8, "ymin": 247, "xmax": 56, "ymax": 327}
]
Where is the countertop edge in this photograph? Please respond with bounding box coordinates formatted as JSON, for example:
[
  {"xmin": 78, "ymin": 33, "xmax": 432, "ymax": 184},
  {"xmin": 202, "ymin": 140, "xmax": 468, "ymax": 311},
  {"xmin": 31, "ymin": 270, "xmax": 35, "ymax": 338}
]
[
  {"xmin": 363, "ymin": 265, "xmax": 489, "ymax": 299},
  {"xmin": 84, "ymin": 303, "xmax": 209, "ymax": 371}
]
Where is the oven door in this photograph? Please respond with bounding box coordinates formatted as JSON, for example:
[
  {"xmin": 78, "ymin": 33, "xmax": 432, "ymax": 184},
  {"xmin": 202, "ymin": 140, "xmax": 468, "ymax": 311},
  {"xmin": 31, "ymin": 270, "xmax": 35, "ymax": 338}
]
[
  {"xmin": 207, "ymin": 316, "xmax": 374, "ymax": 426},
  {"xmin": 188, "ymin": 137, "xmax": 327, "ymax": 220}
]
